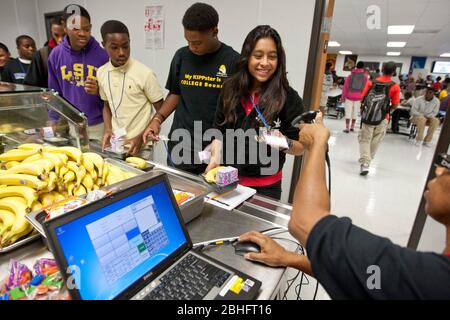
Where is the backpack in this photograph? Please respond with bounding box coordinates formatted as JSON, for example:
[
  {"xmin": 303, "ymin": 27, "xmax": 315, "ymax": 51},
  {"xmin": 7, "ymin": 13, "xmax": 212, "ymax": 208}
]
[
  {"xmin": 348, "ymin": 72, "xmax": 367, "ymax": 92},
  {"xmin": 361, "ymin": 80, "xmax": 395, "ymax": 125}
]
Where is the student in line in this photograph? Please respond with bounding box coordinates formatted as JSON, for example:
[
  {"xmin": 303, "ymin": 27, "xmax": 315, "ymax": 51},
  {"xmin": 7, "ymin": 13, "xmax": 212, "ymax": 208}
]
[
  {"xmin": 25, "ymin": 17, "xmax": 65, "ymax": 88},
  {"xmin": 143, "ymin": 2, "xmax": 240, "ymax": 174},
  {"xmin": 0, "ymin": 43, "xmax": 11, "ymax": 80},
  {"xmin": 205, "ymin": 25, "xmax": 305, "ymax": 200},
  {"xmin": 47, "ymin": 4, "xmax": 108, "ymax": 140},
  {"xmin": 1, "ymin": 35, "xmax": 36, "ymax": 84},
  {"xmin": 98, "ymin": 20, "xmax": 164, "ymax": 157}
]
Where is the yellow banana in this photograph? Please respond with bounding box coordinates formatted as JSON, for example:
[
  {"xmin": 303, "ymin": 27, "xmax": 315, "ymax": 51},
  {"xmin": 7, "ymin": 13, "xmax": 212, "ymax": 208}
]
[
  {"xmin": 0, "ymin": 186, "xmax": 38, "ymax": 208},
  {"xmin": 59, "ymin": 166, "xmax": 69, "ymax": 179},
  {"xmin": 46, "ymin": 171, "xmax": 57, "ymax": 192},
  {"xmin": 102, "ymin": 163, "xmax": 109, "ymax": 185},
  {"xmin": 125, "ymin": 157, "xmax": 147, "ymax": 169},
  {"xmin": 39, "ymin": 192, "xmax": 55, "ymax": 207},
  {"xmin": 74, "ymin": 185, "xmax": 87, "ymax": 196},
  {"xmin": 17, "ymin": 143, "xmax": 44, "ymax": 151},
  {"xmin": 83, "ymin": 153, "xmax": 104, "ymax": 177},
  {"xmin": 67, "ymin": 161, "xmax": 86, "ymax": 186},
  {"xmin": 90, "ymin": 167, "xmax": 98, "ymax": 181},
  {"xmin": 2, "ymin": 161, "xmax": 20, "ymax": 170},
  {"xmin": 31, "ymin": 201, "xmax": 43, "ymax": 212},
  {"xmin": 0, "ymin": 197, "xmax": 31, "ymax": 246},
  {"xmin": 0, "ymin": 149, "xmax": 40, "ymax": 162},
  {"xmin": 0, "ymin": 209, "xmax": 15, "ymax": 236},
  {"xmin": 0, "ymin": 174, "xmax": 47, "ymax": 190},
  {"xmin": 6, "ymin": 223, "xmax": 33, "ymax": 245},
  {"xmin": 82, "ymin": 156, "xmax": 95, "ymax": 174},
  {"xmin": 93, "ymin": 184, "xmax": 100, "ymax": 190},
  {"xmin": 63, "ymin": 171, "xmax": 76, "ymax": 184},
  {"xmin": 22, "ymin": 153, "xmax": 43, "ymax": 164},
  {"xmin": 50, "ymin": 147, "xmax": 82, "ymax": 164},
  {"xmin": 82, "ymin": 174, "xmax": 94, "ymax": 192},
  {"xmin": 1, "ymin": 162, "xmax": 47, "ymax": 180},
  {"xmin": 56, "ymin": 153, "xmax": 68, "ymax": 165},
  {"xmin": 29, "ymin": 159, "xmax": 55, "ymax": 174},
  {"xmin": 67, "ymin": 182, "xmax": 75, "ymax": 196},
  {"xmin": 51, "ymin": 191, "xmax": 66, "ymax": 203},
  {"xmin": 42, "ymin": 152, "xmax": 63, "ymax": 175}
]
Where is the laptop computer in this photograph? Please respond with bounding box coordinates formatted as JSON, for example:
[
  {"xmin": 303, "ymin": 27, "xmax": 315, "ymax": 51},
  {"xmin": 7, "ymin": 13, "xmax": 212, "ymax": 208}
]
[{"xmin": 43, "ymin": 173, "xmax": 261, "ymax": 300}]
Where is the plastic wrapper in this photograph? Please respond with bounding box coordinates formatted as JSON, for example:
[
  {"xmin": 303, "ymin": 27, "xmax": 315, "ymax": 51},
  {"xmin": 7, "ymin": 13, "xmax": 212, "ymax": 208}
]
[
  {"xmin": 1, "ymin": 259, "xmax": 70, "ymax": 300},
  {"xmin": 6, "ymin": 260, "xmax": 32, "ymax": 290}
]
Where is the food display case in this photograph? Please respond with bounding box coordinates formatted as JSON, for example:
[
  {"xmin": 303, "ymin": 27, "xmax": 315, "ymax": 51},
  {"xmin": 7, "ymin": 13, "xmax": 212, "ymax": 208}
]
[{"xmin": 0, "ymin": 82, "xmax": 89, "ymax": 151}]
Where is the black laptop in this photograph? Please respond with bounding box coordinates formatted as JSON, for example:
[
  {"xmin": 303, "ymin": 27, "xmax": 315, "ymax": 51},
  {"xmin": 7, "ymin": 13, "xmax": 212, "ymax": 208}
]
[{"xmin": 43, "ymin": 173, "xmax": 261, "ymax": 300}]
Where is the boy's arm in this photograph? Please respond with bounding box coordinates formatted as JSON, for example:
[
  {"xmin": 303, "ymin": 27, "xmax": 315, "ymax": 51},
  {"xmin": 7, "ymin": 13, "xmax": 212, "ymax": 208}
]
[
  {"xmin": 102, "ymin": 102, "xmax": 113, "ymax": 150},
  {"xmin": 153, "ymin": 99, "xmax": 163, "ymax": 112}
]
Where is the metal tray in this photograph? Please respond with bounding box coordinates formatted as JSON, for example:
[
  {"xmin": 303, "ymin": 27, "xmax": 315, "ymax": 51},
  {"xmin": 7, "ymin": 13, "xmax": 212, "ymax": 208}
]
[
  {"xmin": 148, "ymin": 169, "xmax": 209, "ymax": 223},
  {"xmin": 0, "ymin": 232, "xmax": 41, "ymax": 254}
]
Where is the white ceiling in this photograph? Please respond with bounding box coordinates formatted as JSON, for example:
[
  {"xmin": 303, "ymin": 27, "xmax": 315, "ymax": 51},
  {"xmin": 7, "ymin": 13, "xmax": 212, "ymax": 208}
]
[{"xmin": 329, "ymin": 0, "xmax": 450, "ymax": 57}]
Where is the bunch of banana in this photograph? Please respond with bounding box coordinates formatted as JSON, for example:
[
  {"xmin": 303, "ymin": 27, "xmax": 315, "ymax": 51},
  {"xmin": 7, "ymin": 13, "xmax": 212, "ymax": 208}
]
[
  {"xmin": 203, "ymin": 166, "xmax": 226, "ymax": 183},
  {"xmin": 125, "ymin": 157, "xmax": 147, "ymax": 169},
  {"xmin": 0, "ymin": 197, "xmax": 32, "ymax": 247},
  {"xmin": 0, "ymin": 144, "xmax": 145, "ymax": 246}
]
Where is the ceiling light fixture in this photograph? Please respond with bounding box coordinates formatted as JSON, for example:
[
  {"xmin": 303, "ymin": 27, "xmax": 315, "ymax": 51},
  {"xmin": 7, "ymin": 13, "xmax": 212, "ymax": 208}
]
[
  {"xmin": 440, "ymin": 53, "xmax": 450, "ymax": 57},
  {"xmin": 387, "ymin": 41, "xmax": 406, "ymax": 48},
  {"xmin": 328, "ymin": 41, "xmax": 341, "ymax": 47},
  {"xmin": 387, "ymin": 25, "xmax": 415, "ymax": 34},
  {"xmin": 339, "ymin": 50, "xmax": 352, "ymax": 55},
  {"xmin": 387, "ymin": 52, "xmax": 401, "ymax": 56}
]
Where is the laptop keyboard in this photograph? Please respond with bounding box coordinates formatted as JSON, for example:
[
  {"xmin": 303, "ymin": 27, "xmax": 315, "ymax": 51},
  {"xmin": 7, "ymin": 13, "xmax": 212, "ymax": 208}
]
[{"xmin": 144, "ymin": 254, "xmax": 231, "ymax": 300}]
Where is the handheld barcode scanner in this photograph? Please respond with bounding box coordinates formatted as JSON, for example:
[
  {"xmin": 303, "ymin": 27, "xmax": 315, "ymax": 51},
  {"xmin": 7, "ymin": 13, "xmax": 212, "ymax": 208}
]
[
  {"xmin": 291, "ymin": 110, "xmax": 320, "ymax": 127},
  {"xmin": 436, "ymin": 153, "xmax": 450, "ymax": 170},
  {"xmin": 291, "ymin": 110, "xmax": 332, "ymax": 195}
]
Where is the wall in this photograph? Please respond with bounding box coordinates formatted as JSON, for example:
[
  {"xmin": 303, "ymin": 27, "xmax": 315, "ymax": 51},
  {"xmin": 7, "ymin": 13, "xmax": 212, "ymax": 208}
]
[
  {"xmin": 0, "ymin": 0, "xmax": 316, "ymax": 203},
  {"xmin": 334, "ymin": 54, "xmax": 450, "ymax": 78},
  {"xmin": 0, "ymin": 0, "xmax": 40, "ymax": 55}
]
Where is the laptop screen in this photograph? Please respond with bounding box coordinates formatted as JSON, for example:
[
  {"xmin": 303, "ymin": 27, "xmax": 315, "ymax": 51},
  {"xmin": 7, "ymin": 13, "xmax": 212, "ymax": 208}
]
[{"xmin": 53, "ymin": 179, "xmax": 188, "ymax": 300}]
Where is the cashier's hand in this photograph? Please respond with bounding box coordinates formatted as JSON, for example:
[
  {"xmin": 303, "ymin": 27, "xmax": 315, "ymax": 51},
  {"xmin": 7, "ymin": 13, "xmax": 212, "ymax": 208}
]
[
  {"xmin": 238, "ymin": 231, "xmax": 294, "ymax": 268},
  {"xmin": 298, "ymin": 112, "xmax": 329, "ymax": 151},
  {"xmin": 143, "ymin": 119, "xmax": 161, "ymax": 144},
  {"xmin": 84, "ymin": 77, "xmax": 99, "ymax": 95},
  {"xmin": 126, "ymin": 134, "xmax": 144, "ymax": 156}
]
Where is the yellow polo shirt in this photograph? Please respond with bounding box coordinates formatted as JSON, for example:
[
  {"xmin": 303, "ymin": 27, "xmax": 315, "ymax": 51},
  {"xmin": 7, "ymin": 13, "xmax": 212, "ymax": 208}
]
[{"xmin": 98, "ymin": 58, "xmax": 164, "ymax": 140}]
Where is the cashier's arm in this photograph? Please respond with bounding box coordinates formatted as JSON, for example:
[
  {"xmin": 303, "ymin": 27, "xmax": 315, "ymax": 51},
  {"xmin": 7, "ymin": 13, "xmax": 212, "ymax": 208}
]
[{"xmin": 288, "ymin": 122, "xmax": 331, "ymax": 246}]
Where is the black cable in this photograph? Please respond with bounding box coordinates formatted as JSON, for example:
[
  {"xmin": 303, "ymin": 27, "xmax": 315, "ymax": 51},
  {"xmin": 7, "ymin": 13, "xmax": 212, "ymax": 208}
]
[
  {"xmin": 313, "ymin": 280, "xmax": 319, "ymax": 300},
  {"xmin": 282, "ymin": 269, "xmax": 301, "ymax": 300}
]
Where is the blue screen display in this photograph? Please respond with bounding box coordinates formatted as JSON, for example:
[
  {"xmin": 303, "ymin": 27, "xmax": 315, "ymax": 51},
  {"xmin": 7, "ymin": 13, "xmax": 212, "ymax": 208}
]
[{"xmin": 55, "ymin": 181, "xmax": 188, "ymax": 300}]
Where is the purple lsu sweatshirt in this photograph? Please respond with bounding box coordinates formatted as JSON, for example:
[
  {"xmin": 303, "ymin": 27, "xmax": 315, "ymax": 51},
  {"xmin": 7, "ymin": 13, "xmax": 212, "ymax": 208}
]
[{"xmin": 48, "ymin": 36, "xmax": 108, "ymax": 125}]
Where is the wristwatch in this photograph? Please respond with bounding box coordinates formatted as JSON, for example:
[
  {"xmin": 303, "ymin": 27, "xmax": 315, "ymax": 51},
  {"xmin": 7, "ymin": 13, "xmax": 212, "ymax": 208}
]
[{"xmin": 283, "ymin": 138, "xmax": 293, "ymax": 152}]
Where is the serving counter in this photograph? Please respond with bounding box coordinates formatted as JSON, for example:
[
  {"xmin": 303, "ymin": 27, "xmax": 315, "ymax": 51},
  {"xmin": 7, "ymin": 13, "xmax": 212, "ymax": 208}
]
[{"xmin": 0, "ymin": 161, "xmax": 299, "ymax": 300}]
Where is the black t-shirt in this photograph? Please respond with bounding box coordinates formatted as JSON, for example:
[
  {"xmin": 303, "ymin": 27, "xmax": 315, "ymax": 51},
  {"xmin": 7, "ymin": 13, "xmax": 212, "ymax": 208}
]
[
  {"xmin": 166, "ymin": 43, "xmax": 239, "ymax": 172},
  {"xmin": 0, "ymin": 58, "xmax": 30, "ymax": 84},
  {"xmin": 307, "ymin": 215, "xmax": 450, "ymax": 299},
  {"xmin": 214, "ymin": 86, "xmax": 303, "ymax": 177},
  {"xmin": 24, "ymin": 46, "xmax": 52, "ymax": 88}
]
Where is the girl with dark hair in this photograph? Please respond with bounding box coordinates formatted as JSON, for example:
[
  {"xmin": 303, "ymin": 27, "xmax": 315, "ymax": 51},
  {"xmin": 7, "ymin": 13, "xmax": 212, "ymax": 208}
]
[{"xmin": 205, "ymin": 25, "xmax": 306, "ymax": 200}]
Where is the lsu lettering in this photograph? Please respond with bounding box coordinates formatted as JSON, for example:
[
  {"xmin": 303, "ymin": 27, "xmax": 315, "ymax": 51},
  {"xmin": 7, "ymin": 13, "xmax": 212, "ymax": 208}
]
[{"xmin": 61, "ymin": 64, "xmax": 98, "ymax": 86}]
